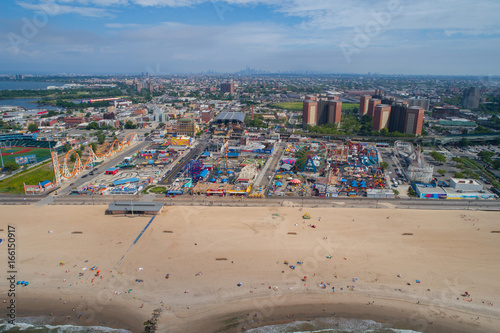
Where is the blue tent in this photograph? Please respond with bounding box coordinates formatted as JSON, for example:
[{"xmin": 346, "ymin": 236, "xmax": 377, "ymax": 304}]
[
  {"xmin": 275, "ymin": 182, "xmax": 283, "ymax": 186},
  {"xmin": 209, "ymin": 178, "xmax": 216, "ymax": 182}
]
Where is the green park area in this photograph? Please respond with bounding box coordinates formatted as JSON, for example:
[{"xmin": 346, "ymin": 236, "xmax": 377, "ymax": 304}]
[
  {"xmin": 0, "ymin": 147, "xmax": 52, "ymax": 165},
  {"xmin": 0, "ymin": 161, "xmax": 54, "ymax": 194}
]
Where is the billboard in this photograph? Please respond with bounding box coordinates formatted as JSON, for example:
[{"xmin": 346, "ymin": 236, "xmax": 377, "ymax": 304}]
[{"xmin": 15, "ymin": 154, "xmax": 37, "ymax": 165}]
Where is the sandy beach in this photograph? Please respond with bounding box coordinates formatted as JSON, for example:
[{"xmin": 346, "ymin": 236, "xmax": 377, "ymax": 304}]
[{"xmin": 1, "ymin": 205, "xmax": 499, "ymax": 332}]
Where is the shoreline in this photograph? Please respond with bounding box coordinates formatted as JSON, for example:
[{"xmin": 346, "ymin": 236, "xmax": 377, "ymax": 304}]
[
  {"xmin": 164, "ymin": 292, "xmax": 499, "ymax": 333},
  {"xmin": 2, "ymin": 293, "xmax": 150, "ymax": 332}
]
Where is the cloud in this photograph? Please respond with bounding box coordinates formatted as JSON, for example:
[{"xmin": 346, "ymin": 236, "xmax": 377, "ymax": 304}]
[
  {"xmin": 105, "ymin": 23, "xmax": 147, "ymax": 28},
  {"xmin": 16, "ymin": 1, "xmax": 113, "ymax": 17}
]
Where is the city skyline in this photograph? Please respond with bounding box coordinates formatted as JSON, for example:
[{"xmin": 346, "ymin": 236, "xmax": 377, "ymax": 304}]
[{"xmin": 1, "ymin": 0, "xmax": 500, "ymax": 75}]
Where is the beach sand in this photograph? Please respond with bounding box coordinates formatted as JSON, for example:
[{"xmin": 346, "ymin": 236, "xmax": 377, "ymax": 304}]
[{"xmin": 0, "ymin": 205, "xmax": 499, "ymax": 332}]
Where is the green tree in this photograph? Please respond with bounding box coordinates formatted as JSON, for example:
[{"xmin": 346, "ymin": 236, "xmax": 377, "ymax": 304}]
[
  {"xmin": 97, "ymin": 133, "xmax": 106, "ymax": 145},
  {"xmin": 63, "ymin": 143, "xmax": 72, "ymax": 152},
  {"xmin": 124, "ymin": 120, "xmax": 137, "ymax": 129},
  {"xmin": 478, "ymin": 151, "xmax": 494, "ymax": 164},
  {"xmin": 454, "ymin": 172, "xmax": 467, "ymax": 178},
  {"xmin": 86, "ymin": 121, "xmax": 99, "ymax": 130},
  {"xmin": 408, "ymin": 186, "xmax": 416, "ymax": 197},
  {"xmin": 27, "ymin": 123, "xmax": 39, "ymax": 132},
  {"xmin": 4, "ymin": 161, "xmax": 20, "ymax": 171},
  {"xmin": 437, "ymin": 169, "xmax": 447, "ymax": 176},
  {"xmin": 379, "ymin": 161, "xmax": 389, "ymax": 171},
  {"xmin": 85, "ymin": 112, "xmax": 91, "ymax": 118},
  {"xmin": 91, "ymin": 142, "xmax": 98, "ymax": 152},
  {"xmin": 429, "ymin": 151, "xmax": 446, "ymax": 164}
]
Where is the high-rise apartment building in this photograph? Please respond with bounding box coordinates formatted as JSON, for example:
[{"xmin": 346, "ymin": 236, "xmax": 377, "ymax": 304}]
[
  {"xmin": 221, "ymin": 82, "xmax": 235, "ymax": 94},
  {"xmin": 302, "ymin": 96, "xmax": 342, "ymax": 128},
  {"xmin": 404, "ymin": 106, "xmax": 425, "ymax": 135},
  {"xmin": 407, "ymin": 96, "xmax": 430, "ymax": 111},
  {"xmin": 462, "ymin": 87, "xmax": 480, "ymax": 109},
  {"xmin": 367, "ymin": 99, "xmax": 381, "ymax": 117},
  {"xmin": 372, "ymin": 105, "xmax": 392, "ymax": 131},
  {"xmin": 359, "ymin": 95, "xmax": 372, "ymax": 118},
  {"xmin": 388, "ymin": 102, "xmax": 408, "ymax": 133},
  {"xmin": 328, "ymin": 100, "xmax": 342, "ymax": 128}
]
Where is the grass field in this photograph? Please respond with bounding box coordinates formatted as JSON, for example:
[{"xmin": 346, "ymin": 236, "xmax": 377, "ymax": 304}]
[
  {"xmin": 0, "ymin": 146, "xmax": 52, "ymax": 165},
  {"xmin": 271, "ymin": 102, "xmax": 360, "ymax": 111},
  {"xmin": 0, "ymin": 161, "xmax": 54, "ymax": 194}
]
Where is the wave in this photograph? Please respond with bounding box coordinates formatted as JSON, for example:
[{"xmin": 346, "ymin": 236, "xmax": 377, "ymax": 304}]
[
  {"xmin": 0, "ymin": 318, "xmax": 132, "ymax": 333},
  {"xmin": 244, "ymin": 317, "xmax": 423, "ymax": 333}
]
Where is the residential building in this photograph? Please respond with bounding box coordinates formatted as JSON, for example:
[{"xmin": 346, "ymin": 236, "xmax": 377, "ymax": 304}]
[
  {"xmin": 372, "ymin": 104, "xmax": 392, "ymax": 131},
  {"xmin": 407, "ymin": 96, "xmax": 430, "ymax": 111},
  {"xmin": 367, "ymin": 99, "xmax": 381, "ymax": 117},
  {"xmin": 404, "ymin": 106, "xmax": 425, "ymax": 135},
  {"xmin": 462, "ymin": 87, "xmax": 480, "ymax": 109},
  {"xmin": 221, "ymin": 82, "xmax": 235, "ymax": 94},
  {"xmin": 177, "ymin": 118, "xmax": 199, "ymax": 136},
  {"xmin": 359, "ymin": 95, "xmax": 371, "ymax": 118}
]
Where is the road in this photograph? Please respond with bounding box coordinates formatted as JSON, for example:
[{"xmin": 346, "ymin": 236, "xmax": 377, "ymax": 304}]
[
  {"xmin": 14, "ymin": 193, "xmax": 496, "ymax": 211},
  {"xmin": 159, "ymin": 140, "xmax": 208, "ymax": 185}
]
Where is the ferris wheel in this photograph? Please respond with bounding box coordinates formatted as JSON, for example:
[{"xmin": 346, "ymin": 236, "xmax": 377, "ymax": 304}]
[{"xmin": 291, "ymin": 139, "xmax": 330, "ymax": 174}]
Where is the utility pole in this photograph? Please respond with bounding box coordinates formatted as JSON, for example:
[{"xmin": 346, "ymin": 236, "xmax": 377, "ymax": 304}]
[{"xmin": 0, "ymin": 147, "xmax": 4, "ymax": 168}]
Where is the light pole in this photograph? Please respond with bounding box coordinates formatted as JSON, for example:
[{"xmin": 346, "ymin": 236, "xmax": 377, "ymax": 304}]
[{"xmin": 0, "ymin": 147, "xmax": 4, "ymax": 168}]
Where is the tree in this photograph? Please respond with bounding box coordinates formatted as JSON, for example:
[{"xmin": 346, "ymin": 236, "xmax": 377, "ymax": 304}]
[
  {"xmin": 429, "ymin": 151, "xmax": 446, "ymax": 164},
  {"xmin": 454, "ymin": 172, "xmax": 467, "ymax": 178},
  {"xmin": 124, "ymin": 120, "xmax": 137, "ymax": 129},
  {"xmin": 97, "ymin": 133, "xmax": 106, "ymax": 145},
  {"xmin": 493, "ymin": 159, "xmax": 500, "ymax": 170},
  {"xmin": 437, "ymin": 169, "xmax": 447, "ymax": 176},
  {"xmin": 85, "ymin": 112, "xmax": 91, "ymax": 118},
  {"xmin": 91, "ymin": 142, "xmax": 98, "ymax": 152},
  {"xmin": 27, "ymin": 123, "xmax": 38, "ymax": 133},
  {"xmin": 379, "ymin": 161, "xmax": 389, "ymax": 171},
  {"xmin": 408, "ymin": 186, "xmax": 416, "ymax": 197},
  {"xmin": 63, "ymin": 143, "xmax": 72, "ymax": 152},
  {"xmin": 158, "ymin": 122, "xmax": 165, "ymax": 129},
  {"xmin": 478, "ymin": 151, "xmax": 494, "ymax": 164},
  {"xmin": 86, "ymin": 122, "xmax": 99, "ymax": 130},
  {"xmin": 4, "ymin": 161, "xmax": 20, "ymax": 171}
]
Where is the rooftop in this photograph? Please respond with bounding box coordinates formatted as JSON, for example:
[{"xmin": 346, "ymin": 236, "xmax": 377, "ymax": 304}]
[{"xmin": 213, "ymin": 112, "xmax": 246, "ymax": 123}]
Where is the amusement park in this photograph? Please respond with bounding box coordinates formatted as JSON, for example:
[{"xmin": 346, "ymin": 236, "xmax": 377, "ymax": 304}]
[{"xmin": 269, "ymin": 139, "xmax": 393, "ymax": 198}]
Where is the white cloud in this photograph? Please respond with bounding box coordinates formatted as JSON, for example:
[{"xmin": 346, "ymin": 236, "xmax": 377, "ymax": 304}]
[
  {"xmin": 105, "ymin": 23, "xmax": 147, "ymax": 28},
  {"xmin": 16, "ymin": 1, "xmax": 112, "ymax": 17}
]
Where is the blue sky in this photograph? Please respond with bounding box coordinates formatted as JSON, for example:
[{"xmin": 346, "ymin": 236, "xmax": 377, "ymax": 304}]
[{"xmin": 1, "ymin": 0, "xmax": 499, "ymax": 75}]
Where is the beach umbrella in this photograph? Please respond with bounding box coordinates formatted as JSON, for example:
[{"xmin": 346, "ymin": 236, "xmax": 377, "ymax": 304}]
[{"xmin": 290, "ymin": 179, "xmax": 301, "ymax": 184}]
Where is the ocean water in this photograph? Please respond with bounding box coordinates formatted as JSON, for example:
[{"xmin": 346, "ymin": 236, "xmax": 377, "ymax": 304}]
[
  {"xmin": 0, "ymin": 98, "xmax": 61, "ymax": 110},
  {"xmin": 0, "ymin": 318, "xmax": 131, "ymax": 333},
  {"xmin": 0, "ymin": 81, "xmax": 65, "ymax": 90},
  {"xmin": 244, "ymin": 317, "xmax": 422, "ymax": 333}
]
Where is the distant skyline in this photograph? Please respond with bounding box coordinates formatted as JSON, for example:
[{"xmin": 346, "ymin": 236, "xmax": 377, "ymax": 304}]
[{"xmin": 1, "ymin": 0, "xmax": 500, "ymax": 75}]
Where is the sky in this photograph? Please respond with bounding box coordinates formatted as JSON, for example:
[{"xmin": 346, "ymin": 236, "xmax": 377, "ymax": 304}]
[{"xmin": 0, "ymin": 0, "xmax": 499, "ymax": 75}]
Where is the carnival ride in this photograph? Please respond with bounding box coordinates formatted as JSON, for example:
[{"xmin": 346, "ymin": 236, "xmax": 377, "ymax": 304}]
[
  {"xmin": 291, "ymin": 140, "xmax": 330, "ymax": 174},
  {"xmin": 361, "ymin": 148, "xmax": 379, "ymax": 166},
  {"xmin": 394, "ymin": 140, "xmax": 433, "ymax": 184},
  {"xmin": 51, "ymin": 132, "xmax": 137, "ymax": 185}
]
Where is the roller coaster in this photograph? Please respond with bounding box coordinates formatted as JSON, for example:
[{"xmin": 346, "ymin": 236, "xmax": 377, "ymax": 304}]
[{"xmin": 51, "ymin": 132, "xmax": 137, "ymax": 185}]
